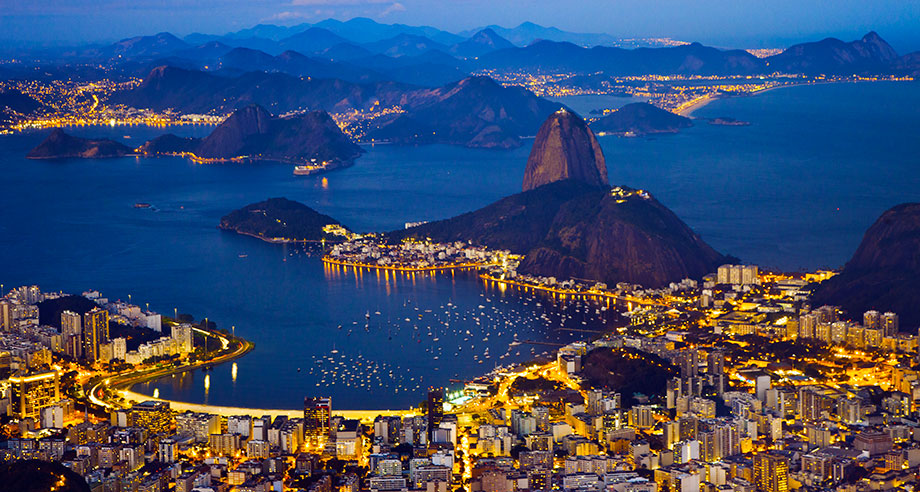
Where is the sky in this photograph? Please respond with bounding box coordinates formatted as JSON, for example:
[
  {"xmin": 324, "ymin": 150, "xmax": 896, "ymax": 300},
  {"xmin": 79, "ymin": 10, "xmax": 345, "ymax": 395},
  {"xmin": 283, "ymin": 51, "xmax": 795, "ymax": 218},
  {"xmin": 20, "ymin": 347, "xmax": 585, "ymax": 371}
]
[{"xmin": 1, "ymin": 0, "xmax": 919, "ymax": 52}]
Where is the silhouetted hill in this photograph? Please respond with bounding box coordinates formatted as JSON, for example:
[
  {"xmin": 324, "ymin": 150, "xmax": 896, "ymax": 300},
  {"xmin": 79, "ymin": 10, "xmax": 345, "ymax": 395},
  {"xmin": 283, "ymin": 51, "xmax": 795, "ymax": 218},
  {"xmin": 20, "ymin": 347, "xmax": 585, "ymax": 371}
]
[
  {"xmin": 0, "ymin": 460, "xmax": 90, "ymax": 492},
  {"xmin": 389, "ymin": 180, "xmax": 727, "ymax": 287},
  {"xmin": 218, "ymin": 47, "xmax": 383, "ymax": 83},
  {"xmin": 459, "ymin": 22, "xmax": 618, "ymax": 47},
  {"xmin": 580, "ymin": 348, "xmax": 679, "ymax": 406},
  {"xmin": 112, "ymin": 65, "xmax": 410, "ymax": 114},
  {"xmin": 590, "ymin": 102, "xmax": 693, "ymax": 135},
  {"xmin": 37, "ymin": 295, "xmax": 162, "ymax": 350},
  {"xmin": 313, "ymin": 17, "xmax": 463, "ymax": 45},
  {"xmin": 362, "ymin": 33, "xmax": 449, "ymax": 58},
  {"xmin": 278, "ymin": 27, "xmax": 349, "ymax": 54},
  {"xmin": 450, "ymin": 29, "xmax": 515, "ymax": 58},
  {"xmin": 27, "ymin": 128, "xmax": 132, "ymax": 159},
  {"xmin": 220, "ymin": 197, "xmax": 346, "ymax": 242},
  {"xmin": 140, "ymin": 104, "xmax": 362, "ymax": 165},
  {"xmin": 812, "ymin": 203, "xmax": 920, "ymax": 328},
  {"xmin": 476, "ymin": 40, "xmax": 764, "ymax": 76},
  {"xmin": 102, "ymin": 32, "xmax": 190, "ymax": 59},
  {"xmin": 0, "ymin": 89, "xmax": 43, "ymax": 114},
  {"xmin": 522, "ymin": 109, "xmax": 608, "ymax": 191},
  {"xmin": 366, "ymin": 76, "xmax": 559, "ymax": 148},
  {"xmin": 766, "ymin": 32, "xmax": 899, "ymax": 75}
]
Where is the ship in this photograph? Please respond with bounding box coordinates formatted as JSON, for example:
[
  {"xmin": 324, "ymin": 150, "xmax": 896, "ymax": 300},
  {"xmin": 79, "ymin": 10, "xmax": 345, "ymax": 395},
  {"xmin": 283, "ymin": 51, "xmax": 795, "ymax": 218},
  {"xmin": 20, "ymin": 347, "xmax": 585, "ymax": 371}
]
[{"xmin": 133, "ymin": 202, "xmax": 152, "ymax": 208}]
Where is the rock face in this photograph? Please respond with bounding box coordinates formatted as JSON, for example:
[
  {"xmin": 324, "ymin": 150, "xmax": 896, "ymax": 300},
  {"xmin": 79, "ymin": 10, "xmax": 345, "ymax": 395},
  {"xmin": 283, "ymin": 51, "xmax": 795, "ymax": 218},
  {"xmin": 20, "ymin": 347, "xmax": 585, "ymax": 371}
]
[
  {"xmin": 26, "ymin": 129, "xmax": 132, "ymax": 159},
  {"xmin": 389, "ymin": 180, "xmax": 728, "ymax": 288},
  {"xmin": 140, "ymin": 104, "xmax": 363, "ymax": 165},
  {"xmin": 590, "ymin": 103, "xmax": 693, "ymax": 136},
  {"xmin": 522, "ymin": 109, "xmax": 608, "ymax": 192},
  {"xmin": 219, "ymin": 197, "xmax": 346, "ymax": 243},
  {"xmin": 812, "ymin": 203, "xmax": 920, "ymax": 327}
]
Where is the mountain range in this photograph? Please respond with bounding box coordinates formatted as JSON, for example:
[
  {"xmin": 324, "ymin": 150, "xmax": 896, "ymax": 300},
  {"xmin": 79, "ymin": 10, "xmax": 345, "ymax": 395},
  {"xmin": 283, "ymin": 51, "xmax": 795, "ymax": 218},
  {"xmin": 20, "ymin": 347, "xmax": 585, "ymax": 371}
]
[{"xmin": 116, "ymin": 67, "xmax": 561, "ymax": 149}]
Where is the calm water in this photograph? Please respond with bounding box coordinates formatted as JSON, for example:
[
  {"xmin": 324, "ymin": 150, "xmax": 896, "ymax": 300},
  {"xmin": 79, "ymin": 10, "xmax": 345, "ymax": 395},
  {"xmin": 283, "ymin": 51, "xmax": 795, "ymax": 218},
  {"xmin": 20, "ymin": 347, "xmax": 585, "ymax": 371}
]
[{"xmin": 1, "ymin": 81, "xmax": 918, "ymax": 408}]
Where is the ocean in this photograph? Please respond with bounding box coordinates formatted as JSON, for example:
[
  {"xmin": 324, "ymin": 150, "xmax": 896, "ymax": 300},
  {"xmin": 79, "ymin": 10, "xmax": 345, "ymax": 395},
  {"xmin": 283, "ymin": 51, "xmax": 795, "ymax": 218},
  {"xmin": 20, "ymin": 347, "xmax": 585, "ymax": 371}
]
[{"xmin": 0, "ymin": 81, "xmax": 917, "ymax": 409}]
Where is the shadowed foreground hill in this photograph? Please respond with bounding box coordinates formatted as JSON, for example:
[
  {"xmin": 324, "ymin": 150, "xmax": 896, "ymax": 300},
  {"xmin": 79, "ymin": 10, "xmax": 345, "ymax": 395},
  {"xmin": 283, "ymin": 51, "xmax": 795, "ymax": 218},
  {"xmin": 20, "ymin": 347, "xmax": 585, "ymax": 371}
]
[
  {"xmin": 0, "ymin": 459, "xmax": 90, "ymax": 492},
  {"xmin": 813, "ymin": 203, "xmax": 920, "ymax": 328},
  {"xmin": 389, "ymin": 180, "xmax": 728, "ymax": 287},
  {"xmin": 579, "ymin": 348, "xmax": 679, "ymax": 407}
]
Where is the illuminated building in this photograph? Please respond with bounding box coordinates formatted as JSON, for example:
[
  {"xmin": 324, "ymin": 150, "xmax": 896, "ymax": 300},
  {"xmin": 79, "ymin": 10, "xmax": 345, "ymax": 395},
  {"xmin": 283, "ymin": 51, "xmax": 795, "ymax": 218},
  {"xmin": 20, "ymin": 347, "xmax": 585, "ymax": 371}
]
[
  {"xmin": 304, "ymin": 397, "xmax": 332, "ymax": 442},
  {"xmin": 82, "ymin": 307, "xmax": 109, "ymax": 363},
  {"xmin": 129, "ymin": 400, "xmax": 172, "ymax": 434},
  {"xmin": 427, "ymin": 387, "xmax": 444, "ymax": 439},
  {"xmin": 61, "ymin": 310, "xmax": 82, "ymax": 359},
  {"xmin": 883, "ymin": 312, "xmax": 899, "ymax": 336},
  {"xmin": 8, "ymin": 370, "xmax": 61, "ymax": 420},
  {"xmin": 753, "ymin": 452, "xmax": 789, "ymax": 492}
]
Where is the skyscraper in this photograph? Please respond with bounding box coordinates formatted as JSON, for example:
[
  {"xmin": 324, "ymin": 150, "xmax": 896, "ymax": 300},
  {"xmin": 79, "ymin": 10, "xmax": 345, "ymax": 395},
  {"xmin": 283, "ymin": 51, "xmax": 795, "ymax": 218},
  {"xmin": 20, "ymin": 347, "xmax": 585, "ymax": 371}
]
[
  {"xmin": 82, "ymin": 307, "xmax": 109, "ymax": 363},
  {"xmin": 427, "ymin": 387, "xmax": 444, "ymax": 438},
  {"xmin": 61, "ymin": 310, "xmax": 82, "ymax": 359},
  {"xmin": 304, "ymin": 397, "xmax": 332, "ymax": 443}
]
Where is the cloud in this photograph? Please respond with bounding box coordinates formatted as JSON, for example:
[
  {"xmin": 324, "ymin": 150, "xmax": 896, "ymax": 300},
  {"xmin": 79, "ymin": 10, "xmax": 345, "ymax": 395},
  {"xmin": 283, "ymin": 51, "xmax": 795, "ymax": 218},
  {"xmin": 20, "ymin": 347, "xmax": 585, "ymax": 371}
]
[{"xmin": 379, "ymin": 2, "xmax": 406, "ymax": 17}]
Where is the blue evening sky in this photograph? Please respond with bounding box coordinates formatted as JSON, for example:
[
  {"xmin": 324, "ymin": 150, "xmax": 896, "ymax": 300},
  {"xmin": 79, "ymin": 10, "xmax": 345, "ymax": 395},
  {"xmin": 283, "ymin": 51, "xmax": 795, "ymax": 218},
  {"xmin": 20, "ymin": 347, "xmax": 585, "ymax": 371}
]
[{"xmin": 2, "ymin": 0, "xmax": 919, "ymax": 52}]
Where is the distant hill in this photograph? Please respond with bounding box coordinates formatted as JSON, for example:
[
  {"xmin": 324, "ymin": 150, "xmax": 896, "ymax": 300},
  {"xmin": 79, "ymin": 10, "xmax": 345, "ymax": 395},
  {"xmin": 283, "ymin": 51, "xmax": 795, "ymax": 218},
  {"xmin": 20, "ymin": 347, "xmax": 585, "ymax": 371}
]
[
  {"xmin": 27, "ymin": 128, "xmax": 132, "ymax": 159},
  {"xmin": 0, "ymin": 89, "xmax": 43, "ymax": 124},
  {"xmin": 366, "ymin": 76, "xmax": 560, "ymax": 149},
  {"xmin": 590, "ymin": 103, "xmax": 693, "ymax": 136},
  {"xmin": 459, "ymin": 22, "xmax": 619, "ymax": 47},
  {"xmin": 312, "ymin": 17, "xmax": 463, "ymax": 45},
  {"xmin": 278, "ymin": 27, "xmax": 350, "ymax": 54},
  {"xmin": 450, "ymin": 29, "xmax": 515, "ymax": 58},
  {"xmin": 362, "ymin": 33, "xmax": 450, "ymax": 58},
  {"xmin": 0, "ymin": 89, "xmax": 42, "ymax": 114},
  {"xmin": 139, "ymin": 104, "xmax": 362, "ymax": 166},
  {"xmin": 812, "ymin": 203, "xmax": 920, "ymax": 328},
  {"xmin": 217, "ymin": 47, "xmax": 384, "ymax": 83},
  {"xmin": 522, "ymin": 109, "xmax": 608, "ymax": 191},
  {"xmin": 766, "ymin": 32, "xmax": 899, "ymax": 75},
  {"xmin": 111, "ymin": 65, "xmax": 411, "ymax": 114},
  {"xmin": 97, "ymin": 32, "xmax": 190, "ymax": 60},
  {"xmin": 219, "ymin": 197, "xmax": 346, "ymax": 243},
  {"xmin": 0, "ymin": 460, "xmax": 90, "ymax": 492},
  {"xmin": 476, "ymin": 40, "xmax": 764, "ymax": 76}
]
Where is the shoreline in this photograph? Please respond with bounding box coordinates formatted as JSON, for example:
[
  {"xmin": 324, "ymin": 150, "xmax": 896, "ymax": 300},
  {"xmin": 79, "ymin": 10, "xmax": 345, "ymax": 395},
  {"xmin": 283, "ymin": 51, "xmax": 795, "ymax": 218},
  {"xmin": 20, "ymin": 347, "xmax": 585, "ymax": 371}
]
[
  {"xmin": 218, "ymin": 227, "xmax": 337, "ymax": 245},
  {"xmin": 118, "ymin": 388, "xmax": 417, "ymax": 420},
  {"xmin": 322, "ymin": 256, "xmax": 493, "ymax": 272}
]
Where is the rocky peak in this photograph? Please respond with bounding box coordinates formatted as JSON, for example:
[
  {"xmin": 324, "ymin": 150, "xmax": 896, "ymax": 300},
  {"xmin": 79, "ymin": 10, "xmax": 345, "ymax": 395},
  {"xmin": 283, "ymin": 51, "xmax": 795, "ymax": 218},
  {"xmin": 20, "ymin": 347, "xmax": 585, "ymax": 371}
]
[{"xmin": 521, "ymin": 108, "xmax": 608, "ymax": 191}]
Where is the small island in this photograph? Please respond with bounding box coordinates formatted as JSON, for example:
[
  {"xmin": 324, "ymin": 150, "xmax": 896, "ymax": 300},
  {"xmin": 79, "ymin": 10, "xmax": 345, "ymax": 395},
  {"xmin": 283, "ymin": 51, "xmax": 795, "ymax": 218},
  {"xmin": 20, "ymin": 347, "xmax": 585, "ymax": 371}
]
[
  {"xmin": 219, "ymin": 197, "xmax": 350, "ymax": 243},
  {"xmin": 26, "ymin": 128, "xmax": 133, "ymax": 159},
  {"xmin": 589, "ymin": 102, "xmax": 693, "ymax": 136}
]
